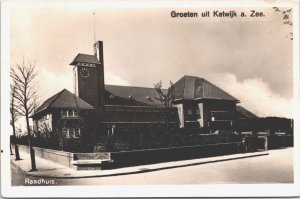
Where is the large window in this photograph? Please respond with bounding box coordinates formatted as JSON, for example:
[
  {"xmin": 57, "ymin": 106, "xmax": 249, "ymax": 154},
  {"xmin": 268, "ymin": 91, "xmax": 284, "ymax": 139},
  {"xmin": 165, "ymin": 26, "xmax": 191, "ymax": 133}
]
[
  {"xmin": 62, "ymin": 128, "xmax": 80, "ymax": 138},
  {"xmin": 184, "ymin": 103, "xmax": 199, "ymax": 121}
]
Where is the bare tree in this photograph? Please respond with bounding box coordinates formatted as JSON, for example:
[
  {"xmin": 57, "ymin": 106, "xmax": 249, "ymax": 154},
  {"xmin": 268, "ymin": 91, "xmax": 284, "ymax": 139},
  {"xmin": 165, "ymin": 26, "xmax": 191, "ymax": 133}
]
[
  {"xmin": 154, "ymin": 81, "xmax": 175, "ymax": 131},
  {"xmin": 10, "ymin": 60, "xmax": 39, "ymax": 171},
  {"xmin": 10, "ymin": 81, "xmax": 21, "ymax": 160}
]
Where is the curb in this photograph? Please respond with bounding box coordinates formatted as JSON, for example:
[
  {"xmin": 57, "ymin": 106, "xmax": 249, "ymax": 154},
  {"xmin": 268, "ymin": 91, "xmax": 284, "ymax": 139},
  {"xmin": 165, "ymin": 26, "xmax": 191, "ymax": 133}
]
[{"xmin": 13, "ymin": 152, "xmax": 269, "ymax": 179}]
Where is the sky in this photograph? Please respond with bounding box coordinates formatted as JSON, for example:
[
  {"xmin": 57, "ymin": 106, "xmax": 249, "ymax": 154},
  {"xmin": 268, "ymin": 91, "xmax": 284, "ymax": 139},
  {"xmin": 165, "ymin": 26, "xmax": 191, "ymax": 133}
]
[{"xmin": 8, "ymin": 3, "xmax": 294, "ymax": 123}]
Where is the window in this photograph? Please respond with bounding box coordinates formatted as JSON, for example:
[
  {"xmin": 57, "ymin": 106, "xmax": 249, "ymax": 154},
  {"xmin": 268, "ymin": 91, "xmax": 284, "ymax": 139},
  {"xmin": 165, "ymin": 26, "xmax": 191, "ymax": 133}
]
[
  {"xmin": 62, "ymin": 128, "xmax": 68, "ymax": 137},
  {"xmin": 70, "ymin": 110, "xmax": 78, "ymax": 117},
  {"xmin": 69, "ymin": 128, "xmax": 75, "ymax": 138},
  {"xmin": 75, "ymin": 128, "xmax": 80, "ymax": 137},
  {"xmin": 187, "ymin": 109, "xmax": 193, "ymax": 115},
  {"xmin": 211, "ymin": 111, "xmax": 230, "ymax": 121},
  {"xmin": 61, "ymin": 110, "xmax": 68, "ymax": 117},
  {"xmin": 63, "ymin": 128, "xmax": 80, "ymax": 138},
  {"xmin": 61, "ymin": 110, "xmax": 79, "ymax": 117}
]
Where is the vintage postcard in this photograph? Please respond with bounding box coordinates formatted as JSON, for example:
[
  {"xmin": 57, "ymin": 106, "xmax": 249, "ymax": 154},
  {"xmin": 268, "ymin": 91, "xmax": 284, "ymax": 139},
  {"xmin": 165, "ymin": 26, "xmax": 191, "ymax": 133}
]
[{"xmin": 1, "ymin": 0, "xmax": 299, "ymax": 197}]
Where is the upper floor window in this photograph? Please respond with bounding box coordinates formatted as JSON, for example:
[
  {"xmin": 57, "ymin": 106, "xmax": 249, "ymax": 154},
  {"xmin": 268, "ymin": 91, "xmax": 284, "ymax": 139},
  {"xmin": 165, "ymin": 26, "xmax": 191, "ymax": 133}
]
[
  {"xmin": 61, "ymin": 110, "xmax": 79, "ymax": 117},
  {"xmin": 61, "ymin": 110, "xmax": 68, "ymax": 117}
]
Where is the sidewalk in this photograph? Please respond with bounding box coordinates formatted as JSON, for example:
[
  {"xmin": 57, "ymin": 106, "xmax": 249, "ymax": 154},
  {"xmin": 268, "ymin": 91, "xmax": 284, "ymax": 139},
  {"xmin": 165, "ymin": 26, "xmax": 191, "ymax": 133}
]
[{"xmin": 11, "ymin": 150, "xmax": 269, "ymax": 179}]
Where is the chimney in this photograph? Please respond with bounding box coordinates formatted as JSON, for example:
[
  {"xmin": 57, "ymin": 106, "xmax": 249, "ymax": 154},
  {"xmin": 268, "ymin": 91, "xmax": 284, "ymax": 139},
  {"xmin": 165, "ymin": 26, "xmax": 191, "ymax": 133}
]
[{"xmin": 93, "ymin": 41, "xmax": 105, "ymax": 116}]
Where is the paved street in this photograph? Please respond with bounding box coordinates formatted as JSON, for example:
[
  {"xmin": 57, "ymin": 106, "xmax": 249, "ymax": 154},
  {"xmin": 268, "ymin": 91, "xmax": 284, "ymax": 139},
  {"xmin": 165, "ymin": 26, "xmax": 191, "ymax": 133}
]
[{"xmin": 11, "ymin": 148, "xmax": 293, "ymax": 185}]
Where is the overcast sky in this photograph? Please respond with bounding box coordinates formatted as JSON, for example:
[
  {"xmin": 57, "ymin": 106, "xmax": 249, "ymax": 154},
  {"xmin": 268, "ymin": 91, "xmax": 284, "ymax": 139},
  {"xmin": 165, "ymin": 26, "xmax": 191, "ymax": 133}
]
[{"xmin": 9, "ymin": 4, "xmax": 293, "ymax": 119}]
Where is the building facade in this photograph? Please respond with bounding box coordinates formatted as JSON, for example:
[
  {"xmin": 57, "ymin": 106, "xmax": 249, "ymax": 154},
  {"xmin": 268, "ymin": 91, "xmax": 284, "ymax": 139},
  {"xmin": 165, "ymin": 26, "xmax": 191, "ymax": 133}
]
[
  {"xmin": 32, "ymin": 40, "xmax": 257, "ymax": 140},
  {"xmin": 31, "ymin": 89, "xmax": 95, "ymax": 139}
]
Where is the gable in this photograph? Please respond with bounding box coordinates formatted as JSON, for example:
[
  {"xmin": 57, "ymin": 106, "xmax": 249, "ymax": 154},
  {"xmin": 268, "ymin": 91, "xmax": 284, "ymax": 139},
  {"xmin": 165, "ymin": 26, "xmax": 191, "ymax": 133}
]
[
  {"xmin": 32, "ymin": 89, "xmax": 94, "ymax": 118},
  {"xmin": 173, "ymin": 75, "xmax": 238, "ymax": 102}
]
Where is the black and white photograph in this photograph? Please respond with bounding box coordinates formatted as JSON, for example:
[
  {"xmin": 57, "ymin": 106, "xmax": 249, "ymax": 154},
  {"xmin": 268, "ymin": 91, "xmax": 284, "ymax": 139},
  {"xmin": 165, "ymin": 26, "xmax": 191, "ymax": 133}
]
[{"xmin": 1, "ymin": 0, "xmax": 299, "ymax": 197}]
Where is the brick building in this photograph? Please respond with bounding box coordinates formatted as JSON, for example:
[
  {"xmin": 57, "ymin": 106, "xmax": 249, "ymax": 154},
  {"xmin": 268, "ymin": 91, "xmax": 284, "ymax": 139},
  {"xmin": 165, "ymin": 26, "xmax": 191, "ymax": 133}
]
[{"xmin": 32, "ymin": 41, "xmax": 256, "ymax": 140}]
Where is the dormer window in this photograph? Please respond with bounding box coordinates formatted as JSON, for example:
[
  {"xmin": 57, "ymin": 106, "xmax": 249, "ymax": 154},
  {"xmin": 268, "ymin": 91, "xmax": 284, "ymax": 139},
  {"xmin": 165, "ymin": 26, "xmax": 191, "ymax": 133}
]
[
  {"xmin": 129, "ymin": 95, "xmax": 133, "ymax": 100},
  {"xmin": 110, "ymin": 95, "xmax": 115, "ymax": 100},
  {"xmin": 146, "ymin": 96, "xmax": 151, "ymax": 100}
]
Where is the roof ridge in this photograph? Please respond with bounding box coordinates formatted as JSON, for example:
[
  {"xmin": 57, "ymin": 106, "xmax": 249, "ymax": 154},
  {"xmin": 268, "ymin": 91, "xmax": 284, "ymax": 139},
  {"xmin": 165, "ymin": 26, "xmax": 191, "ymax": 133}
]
[{"xmin": 184, "ymin": 75, "xmax": 198, "ymax": 79}]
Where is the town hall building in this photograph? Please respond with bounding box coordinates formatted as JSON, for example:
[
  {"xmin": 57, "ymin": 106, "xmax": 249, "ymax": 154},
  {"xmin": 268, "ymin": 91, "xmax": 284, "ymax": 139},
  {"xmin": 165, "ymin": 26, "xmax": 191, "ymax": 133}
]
[{"xmin": 31, "ymin": 41, "xmax": 256, "ymax": 140}]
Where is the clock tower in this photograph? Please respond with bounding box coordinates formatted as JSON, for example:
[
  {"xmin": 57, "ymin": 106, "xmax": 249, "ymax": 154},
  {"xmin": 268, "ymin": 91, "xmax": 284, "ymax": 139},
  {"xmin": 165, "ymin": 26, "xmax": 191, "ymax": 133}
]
[{"xmin": 70, "ymin": 41, "xmax": 105, "ymax": 114}]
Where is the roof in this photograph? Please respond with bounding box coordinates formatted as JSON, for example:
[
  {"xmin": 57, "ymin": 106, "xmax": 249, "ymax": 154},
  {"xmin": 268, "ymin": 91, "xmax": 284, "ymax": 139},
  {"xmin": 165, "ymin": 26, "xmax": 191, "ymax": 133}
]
[
  {"xmin": 236, "ymin": 106, "xmax": 258, "ymax": 119},
  {"xmin": 104, "ymin": 85, "xmax": 167, "ymax": 106},
  {"xmin": 172, "ymin": 75, "xmax": 239, "ymax": 102},
  {"xmin": 70, "ymin": 53, "xmax": 100, "ymax": 65},
  {"xmin": 32, "ymin": 89, "xmax": 94, "ymax": 117}
]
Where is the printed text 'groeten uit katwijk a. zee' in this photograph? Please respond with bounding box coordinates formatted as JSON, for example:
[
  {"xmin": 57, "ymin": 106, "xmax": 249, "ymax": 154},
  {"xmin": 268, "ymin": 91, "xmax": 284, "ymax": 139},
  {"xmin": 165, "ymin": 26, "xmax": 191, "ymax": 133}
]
[{"xmin": 170, "ymin": 10, "xmax": 266, "ymax": 18}]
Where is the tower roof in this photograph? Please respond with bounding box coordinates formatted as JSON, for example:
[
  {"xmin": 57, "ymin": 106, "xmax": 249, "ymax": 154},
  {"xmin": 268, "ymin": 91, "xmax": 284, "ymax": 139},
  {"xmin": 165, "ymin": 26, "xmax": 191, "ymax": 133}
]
[
  {"xmin": 31, "ymin": 89, "xmax": 94, "ymax": 118},
  {"xmin": 70, "ymin": 53, "xmax": 100, "ymax": 65},
  {"xmin": 172, "ymin": 75, "xmax": 239, "ymax": 102}
]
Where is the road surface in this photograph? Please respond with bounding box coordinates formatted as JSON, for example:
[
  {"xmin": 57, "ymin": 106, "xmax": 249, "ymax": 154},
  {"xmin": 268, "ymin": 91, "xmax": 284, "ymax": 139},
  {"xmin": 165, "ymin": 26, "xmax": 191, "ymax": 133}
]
[{"xmin": 11, "ymin": 147, "xmax": 293, "ymax": 185}]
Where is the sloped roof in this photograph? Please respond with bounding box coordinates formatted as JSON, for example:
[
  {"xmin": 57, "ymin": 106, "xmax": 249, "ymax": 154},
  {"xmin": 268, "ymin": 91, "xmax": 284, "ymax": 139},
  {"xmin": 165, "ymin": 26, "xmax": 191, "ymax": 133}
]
[
  {"xmin": 236, "ymin": 106, "xmax": 258, "ymax": 119},
  {"xmin": 70, "ymin": 53, "xmax": 100, "ymax": 65},
  {"xmin": 32, "ymin": 89, "xmax": 94, "ymax": 117},
  {"xmin": 104, "ymin": 85, "xmax": 167, "ymax": 106},
  {"xmin": 172, "ymin": 75, "xmax": 239, "ymax": 102}
]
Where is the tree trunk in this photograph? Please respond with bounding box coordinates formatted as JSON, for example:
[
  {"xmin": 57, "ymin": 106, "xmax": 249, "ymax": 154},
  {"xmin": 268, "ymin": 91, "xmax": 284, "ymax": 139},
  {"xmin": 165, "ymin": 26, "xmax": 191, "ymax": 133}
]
[
  {"xmin": 10, "ymin": 142, "xmax": 13, "ymax": 155},
  {"xmin": 26, "ymin": 114, "xmax": 37, "ymax": 171},
  {"xmin": 11, "ymin": 115, "xmax": 21, "ymax": 160}
]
